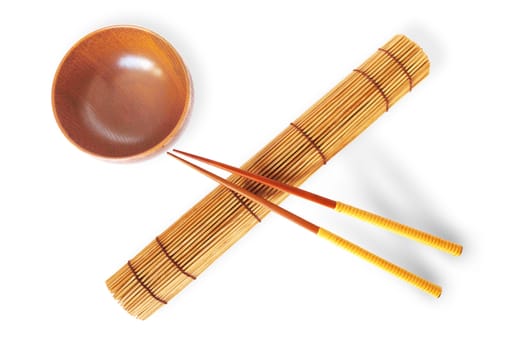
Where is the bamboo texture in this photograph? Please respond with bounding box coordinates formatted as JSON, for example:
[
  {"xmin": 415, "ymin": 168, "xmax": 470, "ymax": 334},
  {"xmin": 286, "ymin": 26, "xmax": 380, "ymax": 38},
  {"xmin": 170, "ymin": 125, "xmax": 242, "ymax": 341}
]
[
  {"xmin": 107, "ymin": 34, "xmax": 431, "ymax": 319},
  {"xmin": 170, "ymin": 148, "xmax": 462, "ymax": 255},
  {"xmin": 168, "ymin": 152, "xmax": 442, "ymax": 297}
]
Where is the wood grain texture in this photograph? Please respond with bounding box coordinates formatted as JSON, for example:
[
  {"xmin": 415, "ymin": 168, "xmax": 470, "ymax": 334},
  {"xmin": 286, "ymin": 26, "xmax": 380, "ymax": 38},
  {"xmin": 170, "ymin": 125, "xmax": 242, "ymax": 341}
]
[
  {"xmin": 106, "ymin": 34, "xmax": 430, "ymax": 319},
  {"xmin": 52, "ymin": 25, "xmax": 191, "ymax": 159}
]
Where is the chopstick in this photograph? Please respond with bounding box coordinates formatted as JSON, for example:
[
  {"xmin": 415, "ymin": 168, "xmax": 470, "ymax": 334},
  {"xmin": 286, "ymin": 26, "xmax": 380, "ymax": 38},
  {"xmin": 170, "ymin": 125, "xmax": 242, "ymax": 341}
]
[
  {"xmin": 167, "ymin": 151, "xmax": 442, "ymax": 298},
  {"xmin": 171, "ymin": 149, "xmax": 462, "ymax": 256}
]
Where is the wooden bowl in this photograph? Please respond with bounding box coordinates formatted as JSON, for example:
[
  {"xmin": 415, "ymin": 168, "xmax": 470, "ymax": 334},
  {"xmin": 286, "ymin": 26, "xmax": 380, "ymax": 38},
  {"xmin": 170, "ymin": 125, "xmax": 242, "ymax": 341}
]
[{"xmin": 52, "ymin": 25, "xmax": 191, "ymax": 159}]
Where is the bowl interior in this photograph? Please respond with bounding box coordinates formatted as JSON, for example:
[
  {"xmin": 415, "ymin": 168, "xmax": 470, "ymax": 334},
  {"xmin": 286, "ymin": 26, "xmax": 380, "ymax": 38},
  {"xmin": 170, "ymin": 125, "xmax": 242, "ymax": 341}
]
[{"xmin": 52, "ymin": 26, "xmax": 191, "ymax": 159}]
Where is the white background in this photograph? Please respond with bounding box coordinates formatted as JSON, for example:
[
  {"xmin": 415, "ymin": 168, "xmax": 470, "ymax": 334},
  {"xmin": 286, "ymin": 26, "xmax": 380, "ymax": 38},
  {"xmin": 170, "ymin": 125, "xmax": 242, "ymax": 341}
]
[{"xmin": 1, "ymin": 1, "xmax": 522, "ymax": 348}]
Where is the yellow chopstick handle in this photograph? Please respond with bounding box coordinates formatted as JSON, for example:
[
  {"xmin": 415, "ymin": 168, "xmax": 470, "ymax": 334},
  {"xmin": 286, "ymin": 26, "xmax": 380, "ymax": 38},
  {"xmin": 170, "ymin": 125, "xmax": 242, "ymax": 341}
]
[
  {"xmin": 317, "ymin": 227, "xmax": 442, "ymax": 298},
  {"xmin": 334, "ymin": 201, "xmax": 462, "ymax": 256}
]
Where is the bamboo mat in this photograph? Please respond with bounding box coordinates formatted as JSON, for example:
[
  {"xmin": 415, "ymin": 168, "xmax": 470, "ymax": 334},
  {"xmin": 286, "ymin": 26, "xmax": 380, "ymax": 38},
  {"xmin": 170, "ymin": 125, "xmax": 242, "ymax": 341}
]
[{"xmin": 107, "ymin": 34, "xmax": 430, "ymax": 319}]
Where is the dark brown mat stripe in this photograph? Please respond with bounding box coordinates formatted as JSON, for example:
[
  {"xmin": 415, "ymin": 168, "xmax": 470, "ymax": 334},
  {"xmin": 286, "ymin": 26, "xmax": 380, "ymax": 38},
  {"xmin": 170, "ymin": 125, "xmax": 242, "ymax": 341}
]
[
  {"xmin": 155, "ymin": 237, "xmax": 197, "ymax": 280},
  {"xmin": 127, "ymin": 260, "xmax": 167, "ymax": 304},
  {"xmin": 378, "ymin": 47, "xmax": 413, "ymax": 91},
  {"xmin": 290, "ymin": 122, "xmax": 327, "ymax": 165},
  {"xmin": 353, "ymin": 69, "xmax": 390, "ymax": 111}
]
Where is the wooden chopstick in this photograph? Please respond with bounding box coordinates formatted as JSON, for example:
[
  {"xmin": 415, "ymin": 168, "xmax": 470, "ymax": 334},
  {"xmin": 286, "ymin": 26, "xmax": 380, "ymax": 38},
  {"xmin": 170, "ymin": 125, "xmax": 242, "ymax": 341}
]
[
  {"xmin": 167, "ymin": 151, "xmax": 442, "ymax": 298},
  {"xmin": 171, "ymin": 149, "xmax": 462, "ymax": 256}
]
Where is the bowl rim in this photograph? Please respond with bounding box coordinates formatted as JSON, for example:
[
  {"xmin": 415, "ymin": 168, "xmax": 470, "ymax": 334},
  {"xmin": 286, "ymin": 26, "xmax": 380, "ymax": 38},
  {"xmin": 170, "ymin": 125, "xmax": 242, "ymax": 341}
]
[{"xmin": 51, "ymin": 24, "xmax": 192, "ymax": 161}]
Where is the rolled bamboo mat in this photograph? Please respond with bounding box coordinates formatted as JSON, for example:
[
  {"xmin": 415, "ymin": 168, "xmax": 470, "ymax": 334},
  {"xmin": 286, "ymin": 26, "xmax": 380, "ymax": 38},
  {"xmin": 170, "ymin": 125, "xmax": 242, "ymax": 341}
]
[{"xmin": 107, "ymin": 34, "xmax": 430, "ymax": 319}]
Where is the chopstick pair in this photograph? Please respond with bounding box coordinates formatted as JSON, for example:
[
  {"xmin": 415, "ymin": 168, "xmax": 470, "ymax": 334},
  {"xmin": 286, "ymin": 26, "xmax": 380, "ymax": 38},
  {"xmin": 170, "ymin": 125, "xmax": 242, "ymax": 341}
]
[{"xmin": 168, "ymin": 149, "xmax": 462, "ymax": 297}]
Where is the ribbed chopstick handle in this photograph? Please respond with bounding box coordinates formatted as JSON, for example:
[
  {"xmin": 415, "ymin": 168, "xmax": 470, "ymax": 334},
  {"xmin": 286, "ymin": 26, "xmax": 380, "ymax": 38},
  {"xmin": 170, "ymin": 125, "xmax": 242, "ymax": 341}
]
[
  {"xmin": 317, "ymin": 227, "xmax": 442, "ymax": 298},
  {"xmin": 335, "ymin": 202, "xmax": 462, "ymax": 256}
]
